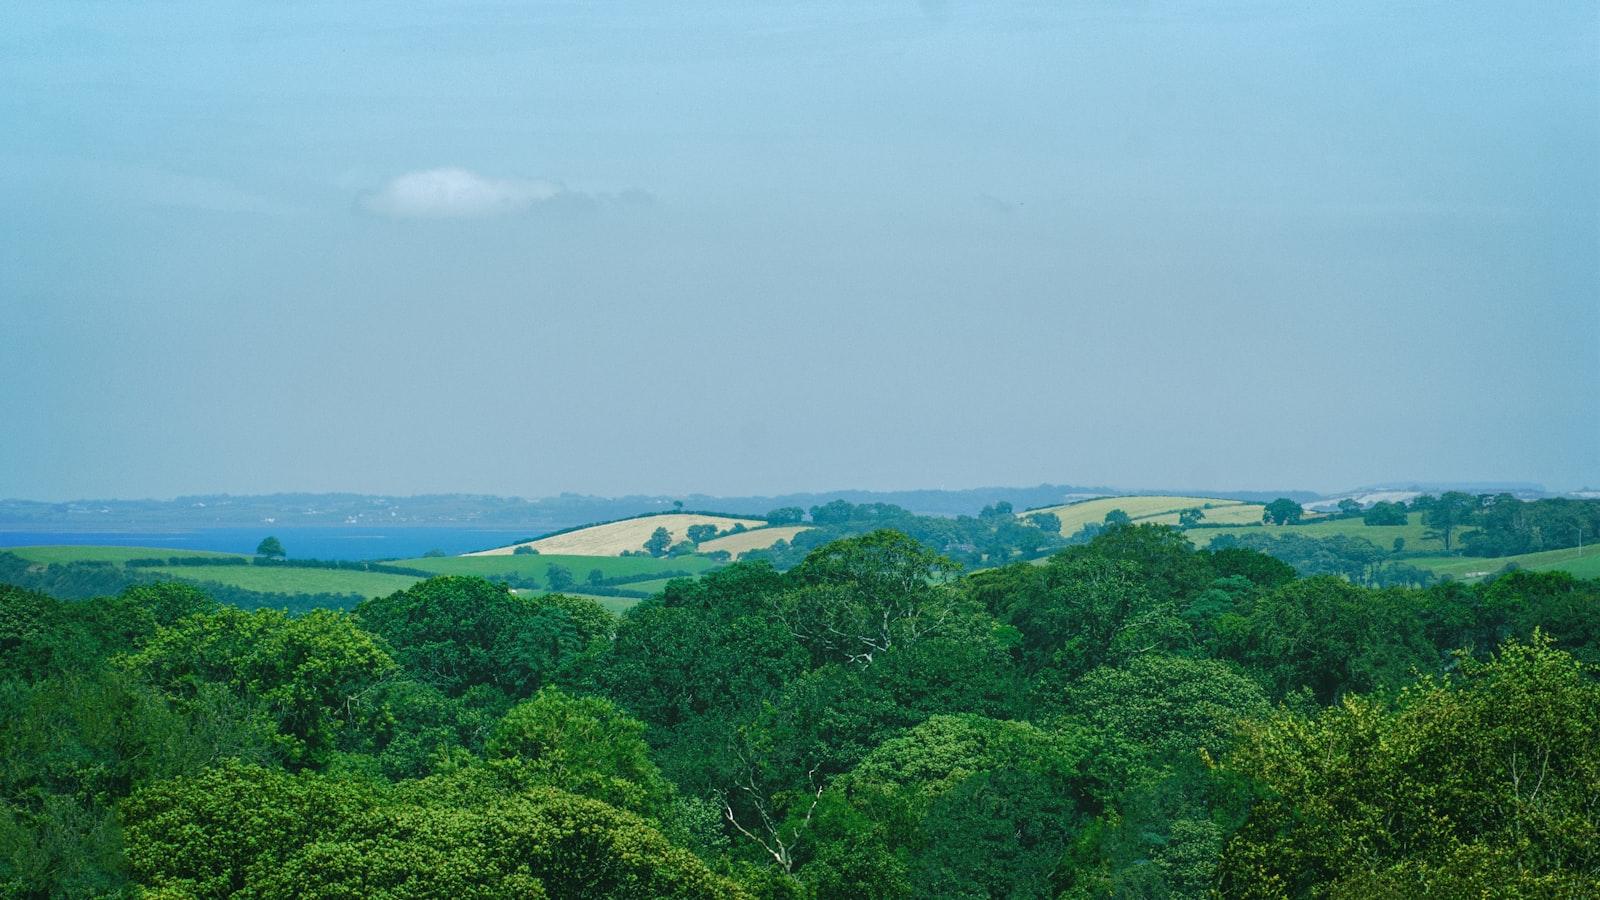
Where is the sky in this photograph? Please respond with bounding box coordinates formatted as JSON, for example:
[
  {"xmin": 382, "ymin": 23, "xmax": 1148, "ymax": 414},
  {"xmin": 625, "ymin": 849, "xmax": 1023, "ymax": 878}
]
[{"xmin": 2, "ymin": 1, "xmax": 1596, "ymax": 501}]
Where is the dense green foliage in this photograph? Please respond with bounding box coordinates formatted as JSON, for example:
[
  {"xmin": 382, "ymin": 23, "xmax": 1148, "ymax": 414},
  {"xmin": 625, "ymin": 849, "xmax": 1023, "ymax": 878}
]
[{"xmin": 2, "ymin": 523, "xmax": 1597, "ymax": 897}]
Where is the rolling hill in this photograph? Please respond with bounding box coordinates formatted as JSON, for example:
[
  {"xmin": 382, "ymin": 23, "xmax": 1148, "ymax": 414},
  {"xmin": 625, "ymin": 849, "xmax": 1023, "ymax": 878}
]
[
  {"xmin": 467, "ymin": 513, "xmax": 767, "ymax": 557},
  {"xmin": 697, "ymin": 525, "xmax": 812, "ymax": 558},
  {"xmin": 1023, "ymin": 496, "xmax": 1268, "ymax": 536},
  {"xmin": 143, "ymin": 565, "xmax": 420, "ymax": 598},
  {"xmin": 1407, "ymin": 543, "xmax": 1600, "ymax": 581}
]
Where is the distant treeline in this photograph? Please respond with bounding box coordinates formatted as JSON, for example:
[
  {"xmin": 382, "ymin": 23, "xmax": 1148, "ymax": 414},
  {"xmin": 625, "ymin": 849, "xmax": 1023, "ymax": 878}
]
[
  {"xmin": 477, "ymin": 567, "xmax": 698, "ymax": 599},
  {"xmin": 124, "ymin": 555, "xmax": 433, "ymax": 577},
  {"xmin": 1452, "ymin": 495, "xmax": 1600, "ymax": 557},
  {"xmin": 742, "ymin": 499, "xmax": 1065, "ymax": 569},
  {"xmin": 1210, "ymin": 532, "xmax": 1440, "ymax": 588}
]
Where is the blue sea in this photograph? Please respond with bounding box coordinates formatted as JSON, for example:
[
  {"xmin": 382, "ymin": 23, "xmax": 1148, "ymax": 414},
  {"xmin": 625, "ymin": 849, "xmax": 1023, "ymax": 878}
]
[{"xmin": 0, "ymin": 527, "xmax": 546, "ymax": 561}]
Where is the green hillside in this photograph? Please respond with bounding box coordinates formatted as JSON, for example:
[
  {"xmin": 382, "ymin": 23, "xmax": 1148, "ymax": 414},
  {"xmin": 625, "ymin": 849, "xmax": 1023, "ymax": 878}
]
[
  {"xmin": 1186, "ymin": 513, "xmax": 1466, "ymax": 554},
  {"xmin": 1409, "ymin": 542, "xmax": 1600, "ymax": 581},
  {"xmin": 1027, "ymin": 495, "xmax": 1266, "ymax": 536},
  {"xmin": 146, "ymin": 565, "xmax": 420, "ymax": 599}
]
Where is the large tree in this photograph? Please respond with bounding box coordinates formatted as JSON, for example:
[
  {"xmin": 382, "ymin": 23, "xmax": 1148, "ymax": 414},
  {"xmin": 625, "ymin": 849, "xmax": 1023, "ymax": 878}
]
[
  {"xmin": 1262, "ymin": 498, "xmax": 1304, "ymax": 526},
  {"xmin": 355, "ymin": 576, "xmax": 589, "ymax": 700},
  {"xmin": 1218, "ymin": 635, "xmax": 1600, "ymax": 897},
  {"xmin": 644, "ymin": 526, "xmax": 673, "ymax": 557},
  {"xmin": 124, "ymin": 607, "xmax": 395, "ymax": 766},
  {"xmin": 1422, "ymin": 490, "xmax": 1479, "ymax": 552}
]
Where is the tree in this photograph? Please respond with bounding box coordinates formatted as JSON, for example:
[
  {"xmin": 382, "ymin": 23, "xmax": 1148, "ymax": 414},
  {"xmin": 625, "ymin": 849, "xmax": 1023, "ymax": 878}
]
[
  {"xmin": 1215, "ymin": 576, "xmax": 1432, "ymax": 702},
  {"xmin": 779, "ymin": 532, "xmax": 969, "ymax": 667},
  {"xmin": 1363, "ymin": 501, "xmax": 1409, "ymax": 526},
  {"xmin": 513, "ymin": 544, "xmax": 540, "ymax": 555},
  {"xmin": 1217, "ymin": 635, "xmax": 1600, "ymax": 897},
  {"xmin": 354, "ymin": 576, "xmax": 582, "ymax": 700},
  {"xmin": 1056, "ymin": 654, "xmax": 1268, "ymax": 765},
  {"xmin": 715, "ymin": 666, "xmax": 905, "ymax": 875},
  {"xmin": 686, "ymin": 524, "xmax": 718, "ymax": 544},
  {"xmin": 1178, "ymin": 507, "xmax": 1205, "ymax": 528},
  {"xmin": 1025, "ymin": 512, "xmax": 1061, "ymax": 534},
  {"xmin": 1262, "ymin": 498, "xmax": 1303, "ymax": 525},
  {"xmin": 588, "ymin": 568, "xmax": 606, "ymax": 587},
  {"xmin": 488, "ymin": 688, "xmax": 672, "ymax": 815},
  {"xmin": 807, "ymin": 715, "xmax": 1095, "ymax": 898},
  {"xmin": 999, "ymin": 555, "xmax": 1189, "ymax": 681},
  {"xmin": 1103, "ymin": 509, "xmax": 1132, "ymax": 527},
  {"xmin": 1423, "ymin": 490, "xmax": 1478, "ymax": 552},
  {"xmin": 978, "ymin": 501, "xmax": 1014, "ymax": 520},
  {"xmin": 809, "ymin": 500, "xmax": 857, "ymax": 525},
  {"xmin": 121, "ymin": 761, "xmax": 745, "ymax": 899},
  {"xmin": 1337, "ymin": 498, "xmax": 1362, "ymax": 517},
  {"xmin": 545, "ymin": 564, "xmax": 575, "ymax": 592},
  {"xmin": 255, "ymin": 536, "xmax": 285, "ymax": 558},
  {"xmin": 644, "ymin": 527, "xmax": 673, "ymax": 557},
  {"xmin": 124, "ymin": 607, "xmax": 395, "ymax": 766},
  {"xmin": 767, "ymin": 507, "xmax": 805, "ymax": 525}
]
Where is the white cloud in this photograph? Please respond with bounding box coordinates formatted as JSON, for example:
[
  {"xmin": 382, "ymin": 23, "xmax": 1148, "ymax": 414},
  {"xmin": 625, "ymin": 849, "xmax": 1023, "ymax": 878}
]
[{"xmin": 360, "ymin": 168, "xmax": 564, "ymax": 218}]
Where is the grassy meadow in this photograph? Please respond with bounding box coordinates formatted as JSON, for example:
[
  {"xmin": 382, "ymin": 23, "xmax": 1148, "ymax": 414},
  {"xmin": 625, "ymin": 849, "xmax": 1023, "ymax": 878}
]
[
  {"xmin": 146, "ymin": 565, "xmax": 421, "ymax": 598},
  {"xmin": 1408, "ymin": 542, "xmax": 1600, "ymax": 581}
]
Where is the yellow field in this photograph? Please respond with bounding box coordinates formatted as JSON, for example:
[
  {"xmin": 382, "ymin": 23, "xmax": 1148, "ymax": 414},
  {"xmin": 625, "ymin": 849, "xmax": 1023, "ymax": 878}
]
[
  {"xmin": 468, "ymin": 513, "xmax": 768, "ymax": 557},
  {"xmin": 1024, "ymin": 495, "xmax": 1265, "ymax": 535},
  {"xmin": 697, "ymin": 525, "xmax": 812, "ymax": 558}
]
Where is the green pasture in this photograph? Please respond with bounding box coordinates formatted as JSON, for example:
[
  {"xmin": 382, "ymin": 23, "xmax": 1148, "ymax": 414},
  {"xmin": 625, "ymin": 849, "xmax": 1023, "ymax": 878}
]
[
  {"xmin": 614, "ymin": 577, "xmax": 691, "ymax": 597},
  {"xmin": 151, "ymin": 566, "xmax": 421, "ymax": 599},
  {"xmin": 2, "ymin": 545, "xmax": 244, "ymax": 565},
  {"xmin": 1409, "ymin": 543, "xmax": 1600, "ymax": 581}
]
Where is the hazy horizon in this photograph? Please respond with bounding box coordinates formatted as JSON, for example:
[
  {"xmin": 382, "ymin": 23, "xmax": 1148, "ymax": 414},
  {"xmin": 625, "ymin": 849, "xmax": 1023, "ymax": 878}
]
[
  {"xmin": 5, "ymin": 2, "xmax": 1596, "ymax": 499},
  {"xmin": 0, "ymin": 479, "xmax": 1567, "ymax": 507}
]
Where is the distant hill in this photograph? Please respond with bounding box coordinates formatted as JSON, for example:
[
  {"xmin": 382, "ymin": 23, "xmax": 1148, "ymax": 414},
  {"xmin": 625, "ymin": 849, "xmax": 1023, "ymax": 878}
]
[
  {"xmin": 1024, "ymin": 496, "xmax": 1269, "ymax": 536},
  {"xmin": 468, "ymin": 513, "xmax": 766, "ymax": 557}
]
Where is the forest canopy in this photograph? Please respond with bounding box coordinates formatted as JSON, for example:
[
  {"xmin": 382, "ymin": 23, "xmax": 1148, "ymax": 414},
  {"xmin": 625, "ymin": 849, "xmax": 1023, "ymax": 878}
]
[{"xmin": 1, "ymin": 524, "xmax": 1597, "ymax": 897}]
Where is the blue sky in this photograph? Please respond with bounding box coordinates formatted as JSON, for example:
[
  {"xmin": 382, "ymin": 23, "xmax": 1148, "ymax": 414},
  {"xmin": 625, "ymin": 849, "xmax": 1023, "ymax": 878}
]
[{"xmin": 2, "ymin": 1, "xmax": 1596, "ymax": 499}]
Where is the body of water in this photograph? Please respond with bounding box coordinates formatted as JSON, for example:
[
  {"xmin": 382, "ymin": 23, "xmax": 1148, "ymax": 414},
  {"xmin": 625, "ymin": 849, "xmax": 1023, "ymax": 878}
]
[{"xmin": 0, "ymin": 527, "xmax": 546, "ymax": 561}]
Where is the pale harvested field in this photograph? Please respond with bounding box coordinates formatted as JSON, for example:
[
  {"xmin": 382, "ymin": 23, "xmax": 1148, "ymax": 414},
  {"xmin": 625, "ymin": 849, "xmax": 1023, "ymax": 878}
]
[
  {"xmin": 1135, "ymin": 503, "xmax": 1268, "ymax": 526},
  {"xmin": 1023, "ymin": 496, "xmax": 1262, "ymax": 535},
  {"xmin": 698, "ymin": 525, "xmax": 812, "ymax": 558},
  {"xmin": 468, "ymin": 513, "xmax": 768, "ymax": 557}
]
